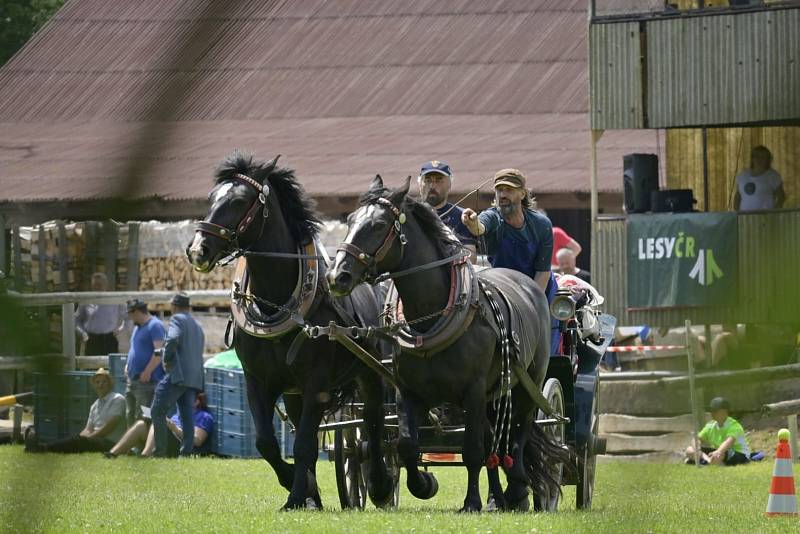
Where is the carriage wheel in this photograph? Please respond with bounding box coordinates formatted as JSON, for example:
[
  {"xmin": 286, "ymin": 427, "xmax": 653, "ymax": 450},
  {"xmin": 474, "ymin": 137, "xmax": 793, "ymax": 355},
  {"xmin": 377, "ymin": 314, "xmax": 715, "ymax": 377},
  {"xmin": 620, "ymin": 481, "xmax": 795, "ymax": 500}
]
[
  {"xmin": 576, "ymin": 380, "xmax": 600, "ymax": 510},
  {"xmin": 334, "ymin": 420, "xmax": 368, "ymax": 510},
  {"xmin": 334, "ymin": 415, "xmax": 400, "ymax": 510},
  {"xmin": 383, "ymin": 437, "xmax": 401, "ymax": 509},
  {"xmin": 533, "ymin": 378, "xmax": 565, "ymax": 512}
]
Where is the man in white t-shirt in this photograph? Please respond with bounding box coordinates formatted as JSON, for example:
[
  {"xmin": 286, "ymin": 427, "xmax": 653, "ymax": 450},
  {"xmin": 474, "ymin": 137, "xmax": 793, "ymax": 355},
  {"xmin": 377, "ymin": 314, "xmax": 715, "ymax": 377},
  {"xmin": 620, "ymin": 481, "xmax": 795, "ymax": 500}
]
[
  {"xmin": 734, "ymin": 145, "xmax": 785, "ymax": 212},
  {"xmin": 26, "ymin": 368, "xmax": 126, "ymax": 453}
]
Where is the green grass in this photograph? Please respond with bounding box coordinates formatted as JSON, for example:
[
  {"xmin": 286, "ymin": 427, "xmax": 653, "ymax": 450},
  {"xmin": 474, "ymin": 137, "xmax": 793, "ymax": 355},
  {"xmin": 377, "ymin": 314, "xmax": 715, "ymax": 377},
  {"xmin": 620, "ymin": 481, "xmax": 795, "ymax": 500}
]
[{"xmin": 0, "ymin": 445, "xmax": 795, "ymax": 533}]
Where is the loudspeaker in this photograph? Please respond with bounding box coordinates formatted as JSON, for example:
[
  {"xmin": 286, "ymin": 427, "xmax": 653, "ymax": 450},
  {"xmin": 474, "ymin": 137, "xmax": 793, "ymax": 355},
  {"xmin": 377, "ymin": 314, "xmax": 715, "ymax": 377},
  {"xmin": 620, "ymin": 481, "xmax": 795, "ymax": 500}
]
[
  {"xmin": 651, "ymin": 189, "xmax": 695, "ymax": 213},
  {"xmin": 623, "ymin": 153, "xmax": 659, "ymax": 213}
]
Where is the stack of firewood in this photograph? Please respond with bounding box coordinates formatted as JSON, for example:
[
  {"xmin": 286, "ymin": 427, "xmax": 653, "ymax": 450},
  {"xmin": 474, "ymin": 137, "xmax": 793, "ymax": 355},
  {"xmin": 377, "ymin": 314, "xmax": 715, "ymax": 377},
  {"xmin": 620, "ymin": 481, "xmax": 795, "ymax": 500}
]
[{"xmin": 137, "ymin": 256, "xmax": 234, "ymax": 291}]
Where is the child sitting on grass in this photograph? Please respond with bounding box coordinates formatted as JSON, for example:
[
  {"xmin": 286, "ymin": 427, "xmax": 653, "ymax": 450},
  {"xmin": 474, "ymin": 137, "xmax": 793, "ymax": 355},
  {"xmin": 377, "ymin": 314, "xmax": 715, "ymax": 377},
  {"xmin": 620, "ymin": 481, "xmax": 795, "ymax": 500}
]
[{"xmin": 685, "ymin": 397, "xmax": 753, "ymax": 466}]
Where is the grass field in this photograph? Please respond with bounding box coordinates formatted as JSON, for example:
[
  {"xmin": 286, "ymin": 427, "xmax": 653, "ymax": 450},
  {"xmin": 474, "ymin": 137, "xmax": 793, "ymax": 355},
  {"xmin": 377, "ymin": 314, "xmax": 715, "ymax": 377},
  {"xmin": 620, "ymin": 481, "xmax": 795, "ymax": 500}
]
[{"xmin": 0, "ymin": 445, "xmax": 795, "ymax": 533}]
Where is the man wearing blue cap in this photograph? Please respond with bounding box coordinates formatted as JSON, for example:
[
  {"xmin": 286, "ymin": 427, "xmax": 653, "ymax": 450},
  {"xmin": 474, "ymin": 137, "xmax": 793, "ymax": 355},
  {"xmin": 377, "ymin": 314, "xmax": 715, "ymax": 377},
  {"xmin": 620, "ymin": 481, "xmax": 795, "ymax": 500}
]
[
  {"xmin": 150, "ymin": 292, "xmax": 206, "ymax": 457},
  {"xmin": 417, "ymin": 160, "xmax": 477, "ymax": 259}
]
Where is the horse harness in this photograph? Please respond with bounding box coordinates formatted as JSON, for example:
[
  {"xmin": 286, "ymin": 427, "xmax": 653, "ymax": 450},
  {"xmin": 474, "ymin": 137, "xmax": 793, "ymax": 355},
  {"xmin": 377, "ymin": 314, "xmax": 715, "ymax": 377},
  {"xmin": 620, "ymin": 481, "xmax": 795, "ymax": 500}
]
[{"xmin": 196, "ymin": 172, "xmax": 272, "ymax": 252}]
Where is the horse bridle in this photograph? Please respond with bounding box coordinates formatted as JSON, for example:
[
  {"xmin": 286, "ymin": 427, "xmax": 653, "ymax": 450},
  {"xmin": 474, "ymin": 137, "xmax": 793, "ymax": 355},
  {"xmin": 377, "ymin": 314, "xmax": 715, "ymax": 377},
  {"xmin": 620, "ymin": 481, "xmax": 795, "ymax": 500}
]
[
  {"xmin": 195, "ymin": 173, "xmax": 271, "ymax": 251},
  {"xmin": 338, "ymin": 197, "xmax": 408, "ymax": 280}
]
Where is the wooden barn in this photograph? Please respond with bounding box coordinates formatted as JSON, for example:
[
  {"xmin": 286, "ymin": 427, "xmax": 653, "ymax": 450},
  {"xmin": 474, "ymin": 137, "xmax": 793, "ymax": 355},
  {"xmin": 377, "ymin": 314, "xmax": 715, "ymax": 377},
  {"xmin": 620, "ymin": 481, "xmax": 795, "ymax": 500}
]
[{"xmin": 0, "ymin": 0, "xmax": 660, "ymax": 274}]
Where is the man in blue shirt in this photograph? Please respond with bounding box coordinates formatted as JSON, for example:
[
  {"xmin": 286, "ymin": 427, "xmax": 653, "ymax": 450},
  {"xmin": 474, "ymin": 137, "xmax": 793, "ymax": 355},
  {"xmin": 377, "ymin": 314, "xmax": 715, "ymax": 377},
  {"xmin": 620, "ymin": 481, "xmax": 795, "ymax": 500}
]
[
  {"xmin": 417, "ymin": 160, "xmax": 477, "ymax": 259},
  {"xmin": 462, "ymin": 168, "xmax": 561, "ymax": 355},
  {"xmin": 151, "ymin": 293, "xmax": 206, "ymax": 457},
  {"xmin": 124, "ymin": 299, "xmax": 165, "ymax": 427}
]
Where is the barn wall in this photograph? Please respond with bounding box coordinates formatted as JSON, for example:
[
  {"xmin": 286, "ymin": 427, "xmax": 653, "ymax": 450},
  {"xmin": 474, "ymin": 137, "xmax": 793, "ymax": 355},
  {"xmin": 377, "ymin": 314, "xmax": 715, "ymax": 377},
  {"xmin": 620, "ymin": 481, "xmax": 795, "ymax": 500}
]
[{"xmin": 665, "ymin": 126, "xmax": 800, "ymax": 211}]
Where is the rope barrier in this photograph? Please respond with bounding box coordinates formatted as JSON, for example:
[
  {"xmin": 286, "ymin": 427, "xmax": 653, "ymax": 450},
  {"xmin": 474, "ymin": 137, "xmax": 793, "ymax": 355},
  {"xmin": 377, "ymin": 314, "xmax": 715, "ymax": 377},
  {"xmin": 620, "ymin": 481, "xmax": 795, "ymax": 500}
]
[{"xmin": 606, "ymin": 345, "xmax": 686, "ymax": 352}]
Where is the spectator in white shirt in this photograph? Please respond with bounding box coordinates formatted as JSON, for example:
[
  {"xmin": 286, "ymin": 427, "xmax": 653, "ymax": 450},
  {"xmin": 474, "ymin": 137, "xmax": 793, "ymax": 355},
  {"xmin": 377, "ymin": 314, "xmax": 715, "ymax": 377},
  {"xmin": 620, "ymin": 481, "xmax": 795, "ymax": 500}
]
[
  {"xmin": 25, "ymin": 368, "xmax": 126, "ymax": 454},
  {"xmin": 75, "ymin": 273, "xmax": 126, "ymax": 355},
  {"xmin": 734, "ymin": 145, "xmax": 785, "ymax": 212}
]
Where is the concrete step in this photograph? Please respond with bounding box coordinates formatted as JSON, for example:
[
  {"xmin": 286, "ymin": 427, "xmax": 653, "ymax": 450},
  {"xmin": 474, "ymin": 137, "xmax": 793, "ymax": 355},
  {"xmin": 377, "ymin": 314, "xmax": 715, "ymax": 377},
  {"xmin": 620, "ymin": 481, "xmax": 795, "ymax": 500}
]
[
  {"xmin": 598, "ymin": 451, "xmax": 682, "ymax": 464},
  {"xmin": 600, "ymin": 431, "xmax": 690, "ymax": 454},
  {"xmin": 599, "ymin": 413, "xmax": 703, "ymax": 434}
]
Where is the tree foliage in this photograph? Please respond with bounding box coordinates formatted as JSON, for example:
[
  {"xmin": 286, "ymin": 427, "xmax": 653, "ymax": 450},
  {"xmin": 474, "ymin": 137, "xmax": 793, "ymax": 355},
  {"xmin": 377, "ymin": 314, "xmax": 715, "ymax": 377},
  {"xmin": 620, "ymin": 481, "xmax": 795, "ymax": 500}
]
[{"xmin": 0, "ymin": 0, "xmax": 65, "ymax": 66}]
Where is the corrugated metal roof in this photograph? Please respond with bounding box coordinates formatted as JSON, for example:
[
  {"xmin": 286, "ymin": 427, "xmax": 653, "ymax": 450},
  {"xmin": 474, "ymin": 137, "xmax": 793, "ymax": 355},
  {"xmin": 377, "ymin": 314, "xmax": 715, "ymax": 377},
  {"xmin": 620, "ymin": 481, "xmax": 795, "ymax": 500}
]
[{"xmin": 0, "ymin": 0, "xmax": 655, "ymax": 203}]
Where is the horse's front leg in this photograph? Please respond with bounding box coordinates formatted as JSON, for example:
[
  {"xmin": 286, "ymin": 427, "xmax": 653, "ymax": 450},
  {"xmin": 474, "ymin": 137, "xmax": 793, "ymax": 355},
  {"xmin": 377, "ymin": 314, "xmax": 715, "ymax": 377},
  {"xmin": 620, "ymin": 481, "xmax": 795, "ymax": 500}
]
[
  {"xmin": 282, "ymin": 381, "xmax": 325, "ymax": 510},
  {"xmin": 357, "ymin": 373, "xmax": 395, "ymax": 507},
  {"xmin": 245, "ymin": 376, "xmax": 295, "ymax": 493},
  {"xmin": 396, "ymin": 391, "xmax": 439, "ymax": 500},
  {"xmin": 460, "ymin": 376, "xmax": 487, "ymax": 513}
]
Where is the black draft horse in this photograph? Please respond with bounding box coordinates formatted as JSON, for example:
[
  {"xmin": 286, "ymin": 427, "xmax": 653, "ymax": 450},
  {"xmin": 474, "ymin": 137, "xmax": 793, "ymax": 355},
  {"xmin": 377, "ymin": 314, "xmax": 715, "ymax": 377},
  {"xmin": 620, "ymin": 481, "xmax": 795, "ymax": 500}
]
[
  {"xmin": 327, "ymin": 176, "xmax": 569, "ymax": 512},
  {"xmin": 187, "ymin": 152, "xmax": 394, "ymax": 510}
]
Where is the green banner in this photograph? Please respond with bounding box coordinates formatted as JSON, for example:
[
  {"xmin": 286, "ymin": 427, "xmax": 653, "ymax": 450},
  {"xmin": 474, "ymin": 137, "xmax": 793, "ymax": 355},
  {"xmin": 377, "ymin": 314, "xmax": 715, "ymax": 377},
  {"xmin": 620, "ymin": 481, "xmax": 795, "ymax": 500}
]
[{"xmin": 627, "ymin": 212, "xmax": 738, "ymax": 309}]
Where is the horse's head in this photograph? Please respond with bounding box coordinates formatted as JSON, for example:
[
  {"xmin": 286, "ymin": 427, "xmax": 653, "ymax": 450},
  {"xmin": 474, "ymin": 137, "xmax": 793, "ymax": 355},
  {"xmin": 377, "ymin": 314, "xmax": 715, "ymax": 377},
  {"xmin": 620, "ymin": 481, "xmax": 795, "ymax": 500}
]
[
  {"xmin": 328, "ymin": 175, "xmax": 410, "ymax": 296},
  {"xmin": 187, "ymin": 152, "xmax": 279, "ymax": 272}
]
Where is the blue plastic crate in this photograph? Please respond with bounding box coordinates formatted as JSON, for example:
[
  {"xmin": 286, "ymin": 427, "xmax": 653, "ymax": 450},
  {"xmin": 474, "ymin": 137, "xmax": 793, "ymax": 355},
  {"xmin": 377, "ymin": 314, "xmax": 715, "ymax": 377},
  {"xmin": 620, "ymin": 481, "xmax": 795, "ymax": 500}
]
[
  {"xmin": 113, "ymin": 377, "xmax": 126, "ymax": 395},
  {"xmin": 221, "ymin": 386, "xmax": 247, "ymax": 411},
  {"xmin": 34, "ymin": 395, "xmax": 66, "ymax": 418},
  {"xmin": 218, "ymin": 408, "xmax": 255, "ymax": 435},
  {"xmin": 64, "ymin": 371, "xmax": 95, "ymax": 397},
  {"xmin": 205, "ymin": 367, "xmax": 246, "ymax": 389},
  {"xmin": 66, "ymin": 416, "xmax": 87, "ymax": 435},
  {"xmin": 66, "ymin": 395, "xmax": 93, "ymax": 415},
  {"xmin": 34, "ymin": 415, "xmax": 65, "ymax": 443},
  {"xmin": 217, "ymin": 431, "xmax": 259, "ymax": 458},
  {"xmin": 108, "ymin": 354, "xmax": 128, "ymax": 378},
  {"xmin": 204, "ymin": 384, "xmax": 222, "ymax": 408}
]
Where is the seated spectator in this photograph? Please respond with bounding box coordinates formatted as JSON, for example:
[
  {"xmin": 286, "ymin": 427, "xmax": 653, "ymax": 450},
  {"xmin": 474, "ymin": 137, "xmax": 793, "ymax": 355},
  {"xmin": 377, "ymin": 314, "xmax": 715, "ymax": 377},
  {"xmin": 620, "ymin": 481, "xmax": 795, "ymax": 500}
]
[
  {"xmin": 685, "ymin": 397, "xmax": 751, "ymax": 466},
  {"xmin": 25, "ymin": 368, "xmax": 125, "ymax": 454},
  {"xmin": 104, "ymin": 392, "xmax": 214, "ymax": 458},
  {"xmin": 556, "ymin": 247, "xmax": 591, "ymax": 284},
  {"xmin": 551, "ymin": 226, "xmax": 582, "ymax": 268},
  {"xmin": 734, "ymin": 145, "xmax": 785, "ymax": 211}
]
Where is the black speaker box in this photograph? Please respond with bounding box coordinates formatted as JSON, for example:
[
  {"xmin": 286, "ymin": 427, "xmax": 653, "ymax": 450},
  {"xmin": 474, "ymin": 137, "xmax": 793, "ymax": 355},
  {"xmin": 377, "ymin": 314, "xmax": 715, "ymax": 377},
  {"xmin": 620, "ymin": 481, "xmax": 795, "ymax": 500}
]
[
  {"xmin": 623, "ymin": 153, "xmax": 659, "ymax": 213},
  {"xmin": 651, "ymin": 189, "xmax": 695, "ymax": 213}
]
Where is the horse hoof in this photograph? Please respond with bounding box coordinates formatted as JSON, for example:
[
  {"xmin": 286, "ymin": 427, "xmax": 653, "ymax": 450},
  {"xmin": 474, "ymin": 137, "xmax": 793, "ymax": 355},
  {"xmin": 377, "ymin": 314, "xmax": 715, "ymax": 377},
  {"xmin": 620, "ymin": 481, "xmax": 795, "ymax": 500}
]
[
  {"xmin": 409, "ymin": 471, "xmax": 439, "ymax": 500},
  {"xmin": 280, "ymin": 498, "xmax": 320, "ymax": 511},
  {"xmin": 506, "ymin": 495, "xmax": 530, "ymax": 513},
  {"xmin": 485, "ymin": 496, "xmax": 506, "ymax": 512},
  {"xmin": 305, "ymin": 471, "xmax": 319, "ymax": 498},
  {"xmin": 369, "ymin": 477, "xmax": 396, "ymax": 509},
  {"xmin": 458, "ymin": 503, "xmax": 482, "ymax": 513}
]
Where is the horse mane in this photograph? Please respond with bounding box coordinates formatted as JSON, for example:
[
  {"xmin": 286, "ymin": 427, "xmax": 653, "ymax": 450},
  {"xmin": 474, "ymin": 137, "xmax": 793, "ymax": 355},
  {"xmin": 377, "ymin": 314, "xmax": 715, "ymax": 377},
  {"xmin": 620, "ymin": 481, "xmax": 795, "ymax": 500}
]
[
  {"xmin": 359, "ymin": 186, "xmax": 461, "ymax": 256},
  {"xmin": 214, "ymin": 151, "xmax": 321, "ymax": 243}
]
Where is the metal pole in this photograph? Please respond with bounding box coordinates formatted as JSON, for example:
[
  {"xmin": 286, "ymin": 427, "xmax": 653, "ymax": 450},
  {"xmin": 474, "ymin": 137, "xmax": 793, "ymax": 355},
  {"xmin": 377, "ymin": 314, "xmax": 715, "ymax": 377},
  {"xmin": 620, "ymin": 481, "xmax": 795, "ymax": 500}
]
[
  {"xmin": 685, "ymin": 319, "xmax": 701, "ymax": 466},
  {"xmin": 701, "ymin": 128, "xmax": 710, "ymax": 211},
  {"xmin": 61, "ymin": 302, "xmax": 76, "ymax": 370},
  {"xmin": 590, "ymin": 129, "xmax": 604, "ymax": 278},
  {"xmin": 788, "ymin": 414, "xmax": 799, "ymax": 464}
]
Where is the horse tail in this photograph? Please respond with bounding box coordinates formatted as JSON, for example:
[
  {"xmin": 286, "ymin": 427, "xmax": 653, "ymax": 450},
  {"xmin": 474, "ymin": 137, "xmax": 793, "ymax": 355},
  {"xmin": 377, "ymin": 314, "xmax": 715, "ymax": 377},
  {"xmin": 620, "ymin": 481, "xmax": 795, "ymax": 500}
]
[{"xmin": 523, "ymin": 419, "xmax": 574, "ymax": 500}]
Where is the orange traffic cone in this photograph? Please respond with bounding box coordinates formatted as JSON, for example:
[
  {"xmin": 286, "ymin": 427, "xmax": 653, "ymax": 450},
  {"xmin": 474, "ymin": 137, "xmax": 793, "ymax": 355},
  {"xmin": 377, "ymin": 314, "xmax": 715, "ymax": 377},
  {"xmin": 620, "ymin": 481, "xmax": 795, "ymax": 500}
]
[{"xmin": 766, "ymin": 428, "xmax": 798, "ymax": 516}]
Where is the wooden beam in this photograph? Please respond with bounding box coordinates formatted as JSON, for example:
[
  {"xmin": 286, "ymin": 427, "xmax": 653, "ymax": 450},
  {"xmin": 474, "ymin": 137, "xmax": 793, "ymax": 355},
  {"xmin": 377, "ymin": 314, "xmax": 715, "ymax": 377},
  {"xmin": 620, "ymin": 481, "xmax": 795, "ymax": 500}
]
[
  {"xmin": 57, "ymin": 221, "xmax": 68, "ymax": 291},
  {"xmin": 103, "ymin": 221, "xmax": 118, "ymax": 289},
  {"xmin": 61, "ymin": 302, "xmax": 76, "ymax": 370},
  {"xmin": 126, "ymin": 222, "xmax": 140, "ymax": 290},
  {"xmin": 11, "ymin": 225, "xmax": 22, "ymax": 291},
  {"xmin": 761, "ymin": 399, "xmax": 800, "ymax": 417},
  {"xmin": 661, "ymin": 363, "xmax": 800, "ymax": 386},
  {"xmin": 9, "ymin": 289, "xmax": 229, "ymax": 307}
]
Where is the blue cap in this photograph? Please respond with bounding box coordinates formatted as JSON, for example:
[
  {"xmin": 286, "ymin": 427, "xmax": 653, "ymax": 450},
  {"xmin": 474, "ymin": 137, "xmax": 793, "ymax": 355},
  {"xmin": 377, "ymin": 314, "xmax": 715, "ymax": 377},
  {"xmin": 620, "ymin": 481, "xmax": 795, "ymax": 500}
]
[{"xmin": 420, "ymin": 160, "xmax": 452, "ymax": 178}]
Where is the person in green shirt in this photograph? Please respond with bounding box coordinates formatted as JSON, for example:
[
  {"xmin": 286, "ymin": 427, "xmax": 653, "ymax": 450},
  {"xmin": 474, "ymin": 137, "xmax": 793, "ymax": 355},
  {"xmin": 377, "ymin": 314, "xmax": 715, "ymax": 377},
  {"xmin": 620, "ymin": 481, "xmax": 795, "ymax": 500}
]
[{"xmin": 685, "ymin": 397, "xmax": 751, "ymax": 466}]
